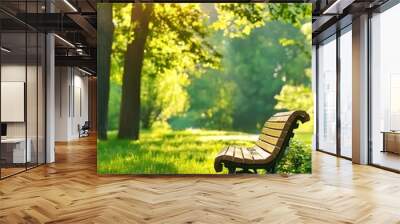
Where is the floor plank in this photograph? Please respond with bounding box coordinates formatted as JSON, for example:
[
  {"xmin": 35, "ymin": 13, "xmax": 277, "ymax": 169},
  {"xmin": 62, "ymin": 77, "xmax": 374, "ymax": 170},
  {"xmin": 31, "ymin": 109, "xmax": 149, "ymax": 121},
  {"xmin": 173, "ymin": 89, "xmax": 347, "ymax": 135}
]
[{"xmin": 0, "ymin": 135, "xmax": 399, "ymax": 223}]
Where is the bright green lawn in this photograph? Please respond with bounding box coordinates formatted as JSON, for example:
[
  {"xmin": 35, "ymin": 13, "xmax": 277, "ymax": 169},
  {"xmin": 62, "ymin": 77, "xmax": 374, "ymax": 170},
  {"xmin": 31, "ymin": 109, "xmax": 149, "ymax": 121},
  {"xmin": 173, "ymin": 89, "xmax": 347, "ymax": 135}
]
[{"xmin": 97, "ymin": 129, "xmax": 312, "ymax": 174}]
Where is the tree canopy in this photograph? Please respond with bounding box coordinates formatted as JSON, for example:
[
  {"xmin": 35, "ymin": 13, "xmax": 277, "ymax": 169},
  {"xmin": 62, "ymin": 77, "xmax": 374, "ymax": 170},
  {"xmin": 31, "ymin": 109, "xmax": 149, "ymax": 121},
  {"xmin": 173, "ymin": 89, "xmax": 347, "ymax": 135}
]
[{"xmin": 106, "ymin": 3, "xmax": 312, "ymax": 135}]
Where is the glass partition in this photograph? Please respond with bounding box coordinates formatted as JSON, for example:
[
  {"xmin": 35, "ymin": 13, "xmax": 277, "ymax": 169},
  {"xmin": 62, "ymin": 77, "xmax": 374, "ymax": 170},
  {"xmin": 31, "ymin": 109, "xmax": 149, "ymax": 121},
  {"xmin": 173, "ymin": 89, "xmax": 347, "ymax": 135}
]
[
  {"xmin": 317, "ymin": 35, "xmax": 337, "ymax": 154},
  {"xmin": 27, "ymin": 31, "xmax": 38, "ymax": 169},
  {"xmin": 339, "ymin": 26, "xmax": 352, "ymax": 158},
  {"xmin": 370, "ymin": 4, "xmax": 400, "ymax": 171},
  {"xmin": 38, "ymin": 32, "xmax": 45, "ymax": 165},
  {"xmin": 0, "ymin": 1, "xmax": 46, "ymax": 179},
  {"xmin": 1, "ymin": 31, "xmax": 28, "ymax": 177}
]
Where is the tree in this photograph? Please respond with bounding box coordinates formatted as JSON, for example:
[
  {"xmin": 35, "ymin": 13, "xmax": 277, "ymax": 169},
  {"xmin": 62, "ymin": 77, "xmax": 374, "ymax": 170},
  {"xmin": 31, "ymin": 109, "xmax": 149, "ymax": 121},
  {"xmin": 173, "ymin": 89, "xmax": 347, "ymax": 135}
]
[
  {"xmin": 117, "ymin": 4, "xmax": 220, "ymax": 139},
  {"xmin": 97, "ymin": 4, "xmax": 114, "ymax": 140},
  {"xmin": 118, "ymin": 4, "xmax": 153, "ymax": 139}
]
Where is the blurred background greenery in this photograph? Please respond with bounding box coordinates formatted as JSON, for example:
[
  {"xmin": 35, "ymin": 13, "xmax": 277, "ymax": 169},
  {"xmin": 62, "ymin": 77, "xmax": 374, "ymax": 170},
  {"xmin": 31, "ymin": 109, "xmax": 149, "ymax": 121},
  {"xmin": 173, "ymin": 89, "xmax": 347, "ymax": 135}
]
[{"xmin": 98, "ymin": 3, "xmax": 313, "ymax": 174}]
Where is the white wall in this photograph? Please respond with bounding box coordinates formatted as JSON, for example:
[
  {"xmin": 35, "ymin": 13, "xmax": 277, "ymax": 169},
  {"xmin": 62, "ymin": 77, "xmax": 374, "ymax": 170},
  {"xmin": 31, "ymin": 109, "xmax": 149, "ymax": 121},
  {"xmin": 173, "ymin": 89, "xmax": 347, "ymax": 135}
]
[
  {"xmin": 1, "ymin": 65, "xmax": 26, "ymax": 139},
  {"xmin": 55, "ymin": 66, "xmax": 69, "ymax": 141},
  {"xmin": 55, "ymin": 67, "xmax": 89, "ymax": 141},
  {"xmin": 1, "ymin": 63, "xmax": 46, "ymax": 164}
]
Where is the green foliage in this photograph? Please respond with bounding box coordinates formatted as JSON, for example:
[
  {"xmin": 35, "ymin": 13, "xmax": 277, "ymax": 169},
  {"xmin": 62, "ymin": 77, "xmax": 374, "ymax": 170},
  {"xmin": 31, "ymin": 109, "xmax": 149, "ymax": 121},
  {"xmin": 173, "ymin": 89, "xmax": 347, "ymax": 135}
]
[
  {"xmin": 267, "ymin": 4, "xmax": 312, "ymax": 29},
  {"xmin": 275, "ymin": 84, "xmax": 313, "ymax": 112},
  {"xmin": 213, "ymin": 3, "xmax": 312, "ymax": 39},
  {"xmin": 277, "ymin": 139, "xmax": 312, "ymax": 174},
  {"xmin": 274, "ymin": 84, "xmax": 314, "ymax": 132},
  {"xmin": 213, "ymin": 3, "xmax": 268, "ymax": 38},
  {"xmin": 108, "ymin": 2, "xmax": 312, "ymax": 132},
  {"xmin": 225, "ymin": 21, "xmax": 309, "ymax": 131},
  {"xmin": 170, "ymin": 19, "xmax": 311, "ymax": 132},
  {"xmin": 141, "ymin": 68, "xmax": 190, "ymax": 128},
  {"xmin": 110, "ymin": 4, "xmax": 132, "ymax": 85},
  {"xmin": 111, "ymin": 3, "xmax": 222, "ymax": 129},
  {"xmin": 98, "ymin": 129, "xmax": 312, "ymax": 174},
  {"xmin": 170, "ymin": 71, "xmax": 235, "ymax": 130}
]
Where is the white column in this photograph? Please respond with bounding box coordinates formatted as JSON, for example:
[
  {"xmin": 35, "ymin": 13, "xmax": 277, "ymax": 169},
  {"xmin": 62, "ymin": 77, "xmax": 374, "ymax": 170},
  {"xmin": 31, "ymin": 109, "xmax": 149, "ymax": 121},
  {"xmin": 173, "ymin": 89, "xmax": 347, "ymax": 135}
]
[
  {"xmin": 46, "ymin": 32, "xmax": 55, "ymax": 163},
  {"xmin": 352, "ymin": 14, "xmax": 369, "ymax": 164},
  {"xmin": 45, "ymin": 0, "xmax": 55, "ymax": 164}
]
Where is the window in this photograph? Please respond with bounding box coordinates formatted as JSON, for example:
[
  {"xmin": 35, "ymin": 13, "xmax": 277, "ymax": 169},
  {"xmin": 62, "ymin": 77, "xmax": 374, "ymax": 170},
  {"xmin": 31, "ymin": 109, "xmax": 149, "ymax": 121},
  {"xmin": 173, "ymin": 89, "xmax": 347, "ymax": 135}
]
[
  {"xmin": 370, "ymin": 3, "xmax": 400, "ymax": 171},
  {"xmin": 317, "ymin": 35, "xmax": 337, "ymax": 154},
  {"xmin": 339, "ymin": 27, "xmax": 352, "ymax": 158}
]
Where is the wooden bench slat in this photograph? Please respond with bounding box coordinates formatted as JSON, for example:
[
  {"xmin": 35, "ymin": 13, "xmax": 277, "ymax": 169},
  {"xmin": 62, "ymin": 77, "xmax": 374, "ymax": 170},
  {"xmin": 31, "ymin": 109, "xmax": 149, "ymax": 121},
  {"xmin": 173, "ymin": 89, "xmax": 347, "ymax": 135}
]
[
  {"xmin": 261, "ymin": 127, "xmax": 286, "ymax": 138},
  {"xmin": 264, "ymin": 121, "xmax": 287, "ymax": 130},
  {"xmin": 241, "ymin": 148, "xmax": 254, "ymax": 163},
  {"xmin": 250, "ymin": 149, "xmax": 264, "ymax": 161},
  {"xmin": 225, "ymin": 146, "xmax": 234, "ymax": 158},
  {"xmin": 255, "ymin": 140, "xmax": 276, "ymax": 153},
  {"xmin": 258, "ymin": 134, "xmax": 282, "ymax": 146},
  {"xmin": 214, "ymin": 110, "xmax": 310, "ymax": 173},
  {"xmin": 268, "ymin": 115, "xmax": 292, "ymax": 122},
  {"xmin": 252, "ymin": 146, "xmax": 271, "ymax": 160},
  {"xmin": 233, "ymin": 146, "xmax": 244, "ymax": 163},
  {"xmin": 273, "ymin": 111, "xmax": 294, "ymax": 117}
]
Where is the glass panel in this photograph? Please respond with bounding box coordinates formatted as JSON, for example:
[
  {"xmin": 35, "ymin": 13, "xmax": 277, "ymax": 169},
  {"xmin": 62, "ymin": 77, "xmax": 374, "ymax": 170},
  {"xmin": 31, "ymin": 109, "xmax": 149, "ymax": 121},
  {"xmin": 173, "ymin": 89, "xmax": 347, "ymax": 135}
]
[
  {"xmin": 38, "ymin": 33, "xmax": 45, "ymax": 165},
  {"xmin": 1, "ymin": 31, "xmax": 27, "ymax": 177},
  {"xmin": 0, "ymin": 0, "xmax": 46, "ymax": 179},
  {"xmin": 317, "ymin": 36, "xmax": 337, "ymax": 154},
  {"xmin": 339, "ymin": 28, "xmax": 352, "ymax": 158},
  {"xmin": 26, "ymin": 0, "xmax": 40, "ymax": 169},
  {"xmin": 371, "ymin": 4, "xmax": 400, "ymax": 171},
  {"xmin": 27, "ymin": 31, "xmax": 38, "ymax": 169}
]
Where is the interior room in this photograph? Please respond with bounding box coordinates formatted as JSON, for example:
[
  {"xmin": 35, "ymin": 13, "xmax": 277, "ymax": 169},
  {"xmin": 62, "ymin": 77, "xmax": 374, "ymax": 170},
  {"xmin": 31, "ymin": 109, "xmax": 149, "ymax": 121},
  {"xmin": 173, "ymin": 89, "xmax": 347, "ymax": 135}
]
[
  {"xmin": 0, "ymin": 3, "xmax": 46, "ymax": 178},
  {"xmin": 0, "ymin": 0, "xmax": 96, "ymax": 179},
  {"xmin": 54, "ymin": 65, "xmax": 94, "ymax": 141},
  {"xmin": 0, "ymin": 0, "xmax": 399, "ymax": 223}
]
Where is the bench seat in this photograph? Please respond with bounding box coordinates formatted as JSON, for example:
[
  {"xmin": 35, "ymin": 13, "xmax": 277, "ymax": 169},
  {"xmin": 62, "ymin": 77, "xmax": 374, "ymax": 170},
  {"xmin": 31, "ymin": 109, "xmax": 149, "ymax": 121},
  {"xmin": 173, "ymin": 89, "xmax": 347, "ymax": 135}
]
[{"xmin": 214, "ymin": 110, "xmax": 310, "ymax": 174}]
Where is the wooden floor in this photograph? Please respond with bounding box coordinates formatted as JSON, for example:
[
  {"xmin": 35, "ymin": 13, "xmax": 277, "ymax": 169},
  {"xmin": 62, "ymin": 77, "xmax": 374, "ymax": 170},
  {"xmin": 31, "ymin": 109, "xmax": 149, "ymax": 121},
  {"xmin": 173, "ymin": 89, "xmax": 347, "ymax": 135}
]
[
  {"xmin": 372, "ymin": 150, "xmax": 400, "ymax": 171},
  {"xmin": 1, "ymin": 136, "xmax": 400, "ymax": 223},
  {"xmin": 1, "ymin": 167, "xmax": 26, "ymax": 178}
]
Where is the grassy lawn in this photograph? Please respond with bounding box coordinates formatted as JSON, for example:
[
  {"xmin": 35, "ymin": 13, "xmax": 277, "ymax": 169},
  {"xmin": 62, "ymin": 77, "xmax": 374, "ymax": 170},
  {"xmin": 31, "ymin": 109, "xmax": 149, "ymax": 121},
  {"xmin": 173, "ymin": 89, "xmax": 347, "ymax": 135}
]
[{"xmin": 97, "ymin": 129, "xmax": 312, "ymax": 174}]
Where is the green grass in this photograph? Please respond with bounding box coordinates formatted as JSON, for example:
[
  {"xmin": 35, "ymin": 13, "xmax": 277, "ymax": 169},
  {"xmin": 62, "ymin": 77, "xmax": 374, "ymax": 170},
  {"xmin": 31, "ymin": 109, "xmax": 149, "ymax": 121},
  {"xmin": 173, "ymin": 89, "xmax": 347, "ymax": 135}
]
[{"xmin": 97, "ymin": 129, "xmax": 312, "ymax": 174}]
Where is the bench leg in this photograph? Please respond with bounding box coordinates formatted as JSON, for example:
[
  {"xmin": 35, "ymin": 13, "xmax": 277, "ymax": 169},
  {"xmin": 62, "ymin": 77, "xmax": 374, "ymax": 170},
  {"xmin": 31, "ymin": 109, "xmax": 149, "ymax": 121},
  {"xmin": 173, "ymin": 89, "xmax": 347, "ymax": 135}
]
[
  {"xmin": 228, "ymin": 166, "xmax": 236, "ymax": 174},
  {"xmin": 266, "ymin": 166, "xmax": 276, "ymax": 174}
]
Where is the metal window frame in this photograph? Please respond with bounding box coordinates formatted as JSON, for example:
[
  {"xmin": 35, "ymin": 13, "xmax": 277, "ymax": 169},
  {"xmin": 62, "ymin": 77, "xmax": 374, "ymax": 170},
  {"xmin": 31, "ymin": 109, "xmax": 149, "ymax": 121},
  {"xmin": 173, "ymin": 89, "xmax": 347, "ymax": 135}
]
[
  {"xmin": 315, "ymin": 21, "xmax": 353, "ymax": 161},
  {"xmin": 367, "ymin": 0, "xmax": 400, "ymax": 173}
]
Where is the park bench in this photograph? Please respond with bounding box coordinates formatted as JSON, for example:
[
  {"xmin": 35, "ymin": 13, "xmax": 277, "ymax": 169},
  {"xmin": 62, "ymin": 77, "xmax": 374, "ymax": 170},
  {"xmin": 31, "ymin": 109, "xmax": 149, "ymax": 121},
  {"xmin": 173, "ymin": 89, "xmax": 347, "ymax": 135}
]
[{"xmin": 214, "ymin": 110, "xmax": 310, "ymax": 174}]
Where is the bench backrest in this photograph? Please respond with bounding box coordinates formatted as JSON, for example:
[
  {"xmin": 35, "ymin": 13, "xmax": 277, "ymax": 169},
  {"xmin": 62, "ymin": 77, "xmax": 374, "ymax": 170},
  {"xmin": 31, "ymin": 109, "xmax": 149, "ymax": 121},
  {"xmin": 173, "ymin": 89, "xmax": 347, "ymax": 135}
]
[{"xmin": 255, "ymin": 110, "xmax": 310, "ymax": 162}]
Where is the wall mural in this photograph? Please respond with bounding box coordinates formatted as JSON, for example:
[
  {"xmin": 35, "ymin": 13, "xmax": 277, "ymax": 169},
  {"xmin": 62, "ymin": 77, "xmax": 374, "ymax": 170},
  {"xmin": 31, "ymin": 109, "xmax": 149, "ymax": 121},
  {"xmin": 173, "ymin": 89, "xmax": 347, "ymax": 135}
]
[{"xmin": 97, "ymin": 3, "xmax": 313, "ymax": 174}]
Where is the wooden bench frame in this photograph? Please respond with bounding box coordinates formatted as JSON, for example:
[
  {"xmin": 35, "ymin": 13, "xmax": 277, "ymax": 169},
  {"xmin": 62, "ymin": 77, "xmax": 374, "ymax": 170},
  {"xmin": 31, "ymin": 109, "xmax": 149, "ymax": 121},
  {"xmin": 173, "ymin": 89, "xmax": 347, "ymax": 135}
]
[{"xmin": 214, "ymin": 111, "xmax": 310, "ymax": 174}]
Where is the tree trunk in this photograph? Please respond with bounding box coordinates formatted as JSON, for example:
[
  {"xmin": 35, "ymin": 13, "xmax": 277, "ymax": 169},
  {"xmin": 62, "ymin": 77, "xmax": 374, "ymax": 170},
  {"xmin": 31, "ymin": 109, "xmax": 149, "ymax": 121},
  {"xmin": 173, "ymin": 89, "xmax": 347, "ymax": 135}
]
[
  {"xmin": 97, "ymin": 4, "xmax": 114, "ymax": 140},
  {"xmin": 118, "ymin": 4, "xmax": 153, "ymax": 139}
]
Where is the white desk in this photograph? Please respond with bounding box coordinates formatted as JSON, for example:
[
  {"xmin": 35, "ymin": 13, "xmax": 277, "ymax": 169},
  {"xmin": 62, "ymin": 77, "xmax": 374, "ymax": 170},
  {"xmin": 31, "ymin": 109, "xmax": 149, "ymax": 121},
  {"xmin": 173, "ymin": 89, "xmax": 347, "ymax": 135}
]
[{"xmin": 1, "ymin": 138, "xmax": 31, "ymax": 163}]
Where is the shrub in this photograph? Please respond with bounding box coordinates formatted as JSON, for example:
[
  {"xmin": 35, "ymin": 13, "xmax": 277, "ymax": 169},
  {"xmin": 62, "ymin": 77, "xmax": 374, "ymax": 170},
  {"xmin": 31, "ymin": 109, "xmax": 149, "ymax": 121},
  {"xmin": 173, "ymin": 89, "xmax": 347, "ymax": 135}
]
[{"xmin": 277, "ymin": 139, "xmax": 311, "ymax": 174}]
